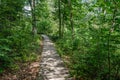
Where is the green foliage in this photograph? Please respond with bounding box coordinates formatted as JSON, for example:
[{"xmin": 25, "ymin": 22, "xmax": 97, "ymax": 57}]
[
  {"xmin": 0, "ymin": 0, "xmax": 40, "ymax": 73},
  {"xmin": 52, "ymin": 0, "xmax": 120, "ymax": 80},
  {"xmin": 1, "ymin": 0, "xmax": 120, "ymax": 80}
]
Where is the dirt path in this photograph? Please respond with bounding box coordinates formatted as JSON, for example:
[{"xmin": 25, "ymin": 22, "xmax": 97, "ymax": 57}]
[{"xmin": 37, "ymin": 35, "xmax": 69, "ymax": 80}]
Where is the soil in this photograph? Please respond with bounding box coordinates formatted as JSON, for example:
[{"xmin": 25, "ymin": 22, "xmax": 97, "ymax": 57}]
[
  {"xmin": 0, "ymin": 38, "xmax": 43, "ymax": 80},
  {"xmin": 0, "ymin": 56, "xmax": 40, "ymax": 80}
]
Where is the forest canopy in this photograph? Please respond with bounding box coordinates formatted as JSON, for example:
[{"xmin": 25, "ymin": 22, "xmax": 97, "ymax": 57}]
[{"xmin": 0, "ymin": 0, "xmax": 120, "ymax": 80}]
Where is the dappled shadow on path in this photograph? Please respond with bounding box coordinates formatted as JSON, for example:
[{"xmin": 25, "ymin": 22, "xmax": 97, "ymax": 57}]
[{"xmin": 37, "ymin": 35, "xmax": 69, "ymax": 80}]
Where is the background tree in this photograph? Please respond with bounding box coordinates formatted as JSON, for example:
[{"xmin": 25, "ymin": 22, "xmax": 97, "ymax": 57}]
[{"xmin": 0, "ymin": 0, "xmax": 39, "ymax": 73}]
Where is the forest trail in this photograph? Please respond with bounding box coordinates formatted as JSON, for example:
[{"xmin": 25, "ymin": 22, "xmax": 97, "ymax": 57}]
[{"xmin": 37, "ymin": 35, "xmax": 69, "ymax": 80}]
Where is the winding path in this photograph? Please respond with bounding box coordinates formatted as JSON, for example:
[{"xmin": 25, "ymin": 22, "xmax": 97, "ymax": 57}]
[{"xmin": 37, "ymin": 35, "xmax": 69, "ymax": 80}]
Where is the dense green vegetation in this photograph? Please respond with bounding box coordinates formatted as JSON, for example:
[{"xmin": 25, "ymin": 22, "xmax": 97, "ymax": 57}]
[
  {"xmin": 1, "ymin": 0, "xmax": 120, "ymax": 80},
  {"xmin": 0, "ymin": 0, "xmax": 40, "ymax": 73},
  {"xmin": 52, "ymin": 0, "xmax": 120, "ymax": 80}
]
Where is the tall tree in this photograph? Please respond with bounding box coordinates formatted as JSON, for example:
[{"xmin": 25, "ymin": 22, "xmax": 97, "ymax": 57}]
[
  {"xmin": 29, "ymin": 0, "xmax": 37, "ymax": 35},
  {"xmin": 58, "ymin": 0, "xmax": 62, "ymax": 37},
  {"xmin": 69, "ymin": 0, "xmax": 74, "ymax": 39}
]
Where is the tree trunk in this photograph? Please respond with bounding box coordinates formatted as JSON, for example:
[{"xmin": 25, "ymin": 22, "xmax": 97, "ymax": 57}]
[
  {"xmin": 68, "ymin": 0, "xmax": 74, "ymax": 39},
  {"xmin": 62, "ymin": 12, "xmax": 64, "ymax": 37},
  {"xmin": 68, "ymin": 0, "xmax": 74, "ymax": 54},
  {"xmin": 29, "ymin": 0, "xmax": 37, "ymax": 35},
  {"xmin": 58, "ymin": 0, "xmax": 62, "ymax": 37}
]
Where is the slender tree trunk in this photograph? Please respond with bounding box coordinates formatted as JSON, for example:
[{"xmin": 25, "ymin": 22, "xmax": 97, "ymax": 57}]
[
  {"xmin": 29, "ymin": 0, "xmax": 37, "ymax": 35},
  {"xmin": 68, "ymin": 0, "xmax": 74, "ymax": 39},
  {"xmin": 62, "ymin": 13, "xmax": 64, "ymax": 37},
  {"xmin": 58, "ymin": 0, "xmax": 62, "ymax": 37},
  {"xmin": 68, "ymin": 0, "xmax": 74, "ymax": 54},
  {"xmin": 62, "ymin": 4, "xmax": 65, "ymax": 37}
]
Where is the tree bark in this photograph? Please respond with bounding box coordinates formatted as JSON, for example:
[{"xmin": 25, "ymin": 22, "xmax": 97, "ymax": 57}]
[
  {"xmin": 29, "ymin": 0, "xmax": 37, "ymax": 35},
  {"xmin": 58, "ymin": 0, "xmax": 62, "ymax": 37},
  {"xmin": 68, "ymin": 0, "xmax": 74, "ymax": 39}
]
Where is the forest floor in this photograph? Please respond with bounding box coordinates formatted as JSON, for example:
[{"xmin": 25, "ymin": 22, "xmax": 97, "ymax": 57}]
[
  {"xmin": 0, "ymin": 56, "xmax": 40, "ymax": 80},
  {"xmin": 0, "ymin": 39, "xmax": 42, "ymax": 80}
]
